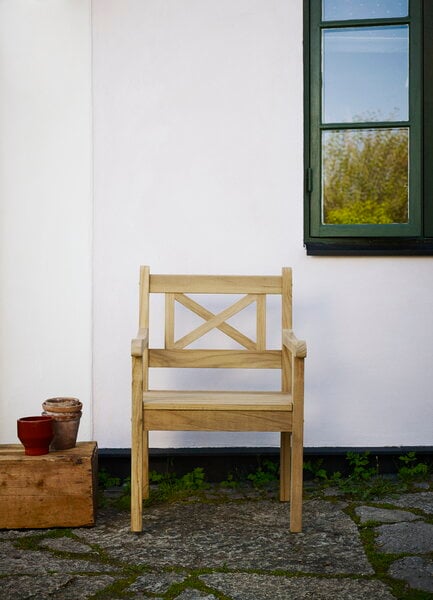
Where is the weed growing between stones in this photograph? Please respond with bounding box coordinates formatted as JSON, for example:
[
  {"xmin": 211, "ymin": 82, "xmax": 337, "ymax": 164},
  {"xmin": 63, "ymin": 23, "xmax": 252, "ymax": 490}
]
[
  {"xmin": 398, "ymin": 452, "xmax": 430, "ymax": 483},
  {"xmin": 219, "ymin": 473, "xmax": 240, "ymax": 489},
  {"xmin": 305, "ymin": 451, "xmax": 431, "ymax": 501},
  {"xmin": 13, "ymin": 529, "xmax": 75, "ymax": 551},
  {"xmin": 246, "ymin": 459, "xmax": 279, "ymax": 488},
  {"xmin": 163, "ymin": 574, "xmax": 232, "ymax": 600},
  {"xmin": 108, "ymin": 467, "xmax": 211, "ymax": 510},
  {"xmin": 89, "ymin": 572, "xmax": 149, "ymax": 600},
  {"xmin": 99, "ymin": 451, "xmax": 431, "ymax": 509},
  {"xmin": 98, "ymin": 468, "xmax": 121, "ymax": 490},
  {"xmin": 145, "ymin": 467, "xmax": 210, "ymax": 504}
]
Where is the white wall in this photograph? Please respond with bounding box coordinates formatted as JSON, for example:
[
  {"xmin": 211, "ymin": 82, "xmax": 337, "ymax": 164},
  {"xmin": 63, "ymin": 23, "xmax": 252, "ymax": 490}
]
[
  {"xmin": 92, "ymin": 0, "xmax": 433, "ymax": 449},
  {"xmin": 92, "ymin": 0, "xmax": 304, "ymax": 448},
  {"xmin": 2, "ymin": 1, "xmax": 432, "ymax": 450},
  {"xmin": 0, "ymin": 1, "xmax": 93, "ymax": 443}
]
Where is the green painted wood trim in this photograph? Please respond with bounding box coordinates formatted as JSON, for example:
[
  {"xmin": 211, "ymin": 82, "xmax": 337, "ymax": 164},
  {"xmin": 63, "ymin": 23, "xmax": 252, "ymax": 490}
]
[
  {"xmin": 305, "ymin": 0, "xmax": 425, "ymax": 244},
  {"xmin": 423, "ymin": 0, "xmax": 433, "ymax": 236}
]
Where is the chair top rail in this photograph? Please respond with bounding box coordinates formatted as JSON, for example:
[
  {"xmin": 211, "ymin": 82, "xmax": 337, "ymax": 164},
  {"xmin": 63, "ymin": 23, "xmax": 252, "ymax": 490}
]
[{"xmin": 149, "ymin": 274, "xmax": 285, "ymax": 294}]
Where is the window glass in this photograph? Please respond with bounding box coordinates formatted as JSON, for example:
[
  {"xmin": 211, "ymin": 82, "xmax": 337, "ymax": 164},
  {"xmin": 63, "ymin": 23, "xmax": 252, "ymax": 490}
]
[
  {"xmin": 322, "ymin": 26, "xmax": 409, "ymax": 123},
  {"xmin": 322, "ymin": 0, "xmax": 408, "ymax": 21},
  {"xmin": 322, "ymin": 128, "xmax": 409, "ymax": 224}
]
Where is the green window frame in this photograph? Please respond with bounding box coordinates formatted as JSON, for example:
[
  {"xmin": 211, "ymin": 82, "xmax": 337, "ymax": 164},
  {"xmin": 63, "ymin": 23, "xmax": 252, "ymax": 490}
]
[{"xmin": 304, "ymin": 0, "xmax": 433, "ymax": 255}]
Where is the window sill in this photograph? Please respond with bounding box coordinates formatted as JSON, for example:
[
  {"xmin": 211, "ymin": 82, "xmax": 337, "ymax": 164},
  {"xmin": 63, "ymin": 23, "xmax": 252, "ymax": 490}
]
[{"xmin": 305, "ymin": 238, "xmax": 433, "ymax": 256}]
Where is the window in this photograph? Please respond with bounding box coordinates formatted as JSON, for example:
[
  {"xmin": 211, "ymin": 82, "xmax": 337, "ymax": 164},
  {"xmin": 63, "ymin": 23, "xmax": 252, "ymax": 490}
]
[{"xmin": 304, "ymin": 0, "xmax": 433, "ymax": 255}]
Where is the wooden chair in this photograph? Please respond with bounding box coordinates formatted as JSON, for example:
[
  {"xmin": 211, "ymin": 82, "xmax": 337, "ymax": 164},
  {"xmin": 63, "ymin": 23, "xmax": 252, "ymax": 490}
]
[{"xmin": 131, "ymin": 267, "xmax": 306, "ymax": 532}]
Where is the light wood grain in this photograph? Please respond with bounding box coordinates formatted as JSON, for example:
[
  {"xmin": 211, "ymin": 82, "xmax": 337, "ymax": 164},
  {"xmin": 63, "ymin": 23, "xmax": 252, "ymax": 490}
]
[
  {"xmin": 131, "ymin": 328, "xmax": 149, "ymax": 357},
  {"xmin": 131, "ymin": 266, "xmax": 306, "ymax": 534},
  {"xmin": 282, "ymin": 268, "xmax": 292, "ymax": 330},
  {"xmin": 149, "ymin": 349, "xmax": 281, "ymax": 369},
  {"xmin": 139, "ymin": 266, "xmax": 150, "ymax": 329},
  {"xmin": 143, "ymin": 390, "xmax": 293, "ymax": 410},
  {"xmin": 144, "ymin": 410, "xmax": 293, "ymax": 432},
  {"xmin": 165, "ymin": 293, "xmax": 175, "ymax": 349},
  {"xmin": 290, "ymin": 356, "xmax": 305, "ymax": 532},
  {"xmin": 280, "ymin": 432, "xmax": 291, "ymax": 502},
  {"xmin": 174, "ymin": 293, "xmax": 256, "ymax": 350},
  {"xmin": 282, "ymin": 329, "xmax": 307, "ymax": 358},
  {"xmin": 256, "ymin": 294, "xmax": 266, "ymax": 351},
  {"xmin": 0, "ymin": 442, "xmax": 97, "ymax": 529},
  {"xmin": 173, "ymin": 294, "xmax": 256, "ymax": 349},
  {"xmin": 131, "ymin": 355, "xmax": 144, "ymax": 532},
  {"xmin": 150, "ymin": 274, "xmax": 282, "ymax": 294}
]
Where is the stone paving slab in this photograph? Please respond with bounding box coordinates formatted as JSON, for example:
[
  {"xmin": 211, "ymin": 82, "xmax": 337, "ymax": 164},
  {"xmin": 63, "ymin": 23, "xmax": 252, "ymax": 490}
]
[
  {"xmin": 1, "ymin": 488, "xmax": 433, "ymax": 599},
  {"xmin": 74, "ymin": 499, "xmax": 373, "ymax": 575},
  {"xmin": 39, "ymin": 537, "xmax": 97, "ymax": 554},
  {"xmin": 175, "ymin": 592, "xmax": 218, "ymax": 600},
  {"xmin": 0, "ymin": 540, "xmax": 116, "ymax": 575},
  {"xmin": 200, "ymin": 573, "xmax": 397, "ymax": 600},
  {"xmin": 127, "ymin": 571, "xmax": 187, "ymax": 594},
  {"xmin": 389, "ymin": 556, "xmax": 433, "ymax": 594},
  {"xmin": 355, "ymin": 505, "xmax": 421, "ymax": 524},
  {"xmin": 0, "ymin": 575, "xmax": 115, "ymax": 600},
  {"xmin": 375, "ymin": 521, "xmax": 433, "ymax": 553},
  {"xmin": 384, "ymin": 491, "xmax": 433, "ymax": 514}
]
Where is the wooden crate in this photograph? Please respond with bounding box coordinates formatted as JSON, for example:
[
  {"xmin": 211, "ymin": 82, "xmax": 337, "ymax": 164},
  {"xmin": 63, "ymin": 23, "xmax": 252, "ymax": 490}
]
[{"xmin": 0, "ymin": 441, "xmax": 98, "ymax": 529}]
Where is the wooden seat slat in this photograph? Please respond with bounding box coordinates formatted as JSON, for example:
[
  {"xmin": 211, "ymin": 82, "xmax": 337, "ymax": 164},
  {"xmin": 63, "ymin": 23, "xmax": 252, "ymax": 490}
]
[{"xmin": 143, "ymin": 390, "xmax": 293, "ymax": 411}]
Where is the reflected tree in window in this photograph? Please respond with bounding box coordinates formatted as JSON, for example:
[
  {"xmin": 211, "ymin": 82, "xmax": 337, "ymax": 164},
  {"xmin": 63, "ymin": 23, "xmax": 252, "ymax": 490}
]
[{"xmin": 322, "ymin": 124, "xmax": 409, "ymax": 224}]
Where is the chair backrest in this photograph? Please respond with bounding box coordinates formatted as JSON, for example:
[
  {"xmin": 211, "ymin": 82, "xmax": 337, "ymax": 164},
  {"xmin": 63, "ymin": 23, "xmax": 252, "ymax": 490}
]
[{"xmin": 138, "ymin": 267, "xmax": 292, "ymax": 374}]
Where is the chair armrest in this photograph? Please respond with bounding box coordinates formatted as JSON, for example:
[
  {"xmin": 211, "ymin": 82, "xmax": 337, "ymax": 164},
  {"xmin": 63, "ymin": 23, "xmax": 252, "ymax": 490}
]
[
  {"xmin": 131, "ymin": 328, "xmax": 149, "ymax": 357},
  {"xmin": 282, "ymin": 329, "xmax": 307, "ymax": 358}
]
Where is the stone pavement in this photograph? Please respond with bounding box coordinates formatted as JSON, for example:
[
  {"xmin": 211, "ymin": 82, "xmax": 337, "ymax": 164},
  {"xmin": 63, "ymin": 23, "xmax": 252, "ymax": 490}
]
[{"xmin": 1, "ymin": 484, "xmax": 433, "ymax": 599}]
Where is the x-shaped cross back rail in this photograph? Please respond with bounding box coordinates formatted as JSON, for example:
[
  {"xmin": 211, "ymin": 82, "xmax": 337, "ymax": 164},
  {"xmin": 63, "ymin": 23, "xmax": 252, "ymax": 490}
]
[{"xmin": 169, "ymin": 293, "xmax": 265, "ymax": 351}]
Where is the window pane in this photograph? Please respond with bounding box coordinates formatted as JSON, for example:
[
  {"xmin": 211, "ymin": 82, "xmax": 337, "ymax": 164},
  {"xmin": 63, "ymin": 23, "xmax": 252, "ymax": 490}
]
[
  {"xmin": 322, "ymin": 26, "xmax": 409, "ymax": 123},
  {"xmin": 323, "ymin": 0, "xmax": 408, "ymax": 21},
  {"xmin": 322, "ymin": 128, "xmax": 409, "ymax": 224}
]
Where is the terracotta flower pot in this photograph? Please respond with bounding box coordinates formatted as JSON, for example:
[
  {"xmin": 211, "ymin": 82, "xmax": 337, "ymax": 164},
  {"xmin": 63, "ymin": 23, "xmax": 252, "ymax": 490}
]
[
  {"xmin": 17, "ymin": 416, "xmax": 54, "ymax": 456},
  {"xmin": 42, "ymin": 397, "xmax": 82, "ymax": 414},
  {"xmin": 42, "ymin": 397, "xmax": 82, "ymax": 451}
]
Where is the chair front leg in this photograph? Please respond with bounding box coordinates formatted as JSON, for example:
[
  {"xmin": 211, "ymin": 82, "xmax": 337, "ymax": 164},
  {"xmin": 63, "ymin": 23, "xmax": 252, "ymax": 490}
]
[
  {"xmin": 290, "ymin": 355, "xmax": 305, "ymax": 533},
  {"xmin": 131, "ymin": 356, "xmax": 144, "ymax": 532},
  {"xmin": 143, "ymin": 430, "xmax": 149, "ymax": 499},
  {"xmin": 280, "ymin": 432, "xmax": 291, "ymax": 502},
  {"xmin": 289, "ymin": 432, "xmax": 303, "ymax": 533}
]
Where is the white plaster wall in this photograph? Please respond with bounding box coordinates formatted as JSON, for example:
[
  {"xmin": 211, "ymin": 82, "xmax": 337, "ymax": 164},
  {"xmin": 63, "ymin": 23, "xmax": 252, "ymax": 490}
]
[
  {"xmin": 300, "ymin": 258, "xmax": 433, "ymax": 446},
  {"xmin": 92, "ymin": 0, "xmax": 433, "ymax": 449},
  {"xmin": 0, "ymin": 1, "xmax": 93, "ymax": 443},
  {"xmin": 3, "ymin": 1, "xmax": 431, "ymax": 450},
  {"xmin": 92, "ymin": 0, "xmax": 303, "ymax": 448}
]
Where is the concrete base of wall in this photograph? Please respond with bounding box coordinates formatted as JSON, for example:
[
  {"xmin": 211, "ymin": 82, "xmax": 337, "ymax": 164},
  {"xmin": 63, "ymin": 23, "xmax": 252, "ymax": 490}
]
[{"xmin": 98, "ymin": 446, "xmax": 433, "ymax": 482}]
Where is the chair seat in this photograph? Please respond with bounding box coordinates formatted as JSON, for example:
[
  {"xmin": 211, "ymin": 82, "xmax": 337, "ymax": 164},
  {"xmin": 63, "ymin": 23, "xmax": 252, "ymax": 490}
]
[{"xmin": 143, "ymin": 390, "xmax": 293, "ymax": 411}]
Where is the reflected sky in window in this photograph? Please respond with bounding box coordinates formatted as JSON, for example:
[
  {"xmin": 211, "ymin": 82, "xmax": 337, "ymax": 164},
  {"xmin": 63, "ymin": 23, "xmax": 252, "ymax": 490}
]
[
  {"xmin": 322, "ymin": 26, "xmax": 408, "ymax": 123},
  {"xmin": 323, "ymin": 0, "xmax": 408, "ymax": 21}
]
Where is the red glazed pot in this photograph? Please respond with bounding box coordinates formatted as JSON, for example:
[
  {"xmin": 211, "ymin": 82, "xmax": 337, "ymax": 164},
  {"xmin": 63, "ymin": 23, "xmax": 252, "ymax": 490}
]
[{"xmin": 17, "ymin": 416, "xmax": 54, "ymax": 456}]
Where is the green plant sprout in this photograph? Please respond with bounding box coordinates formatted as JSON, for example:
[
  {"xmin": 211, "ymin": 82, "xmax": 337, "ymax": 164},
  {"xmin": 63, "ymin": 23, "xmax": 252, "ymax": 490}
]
[
  {"xmin": 101, "ymin": 450, "xmax": 431, "ymax": 510},
  {"xmin": 247, "ymin": 460, "xmax": 279, "ymax": 488},
  {"xmin": 397, "ymin": 452, "xmax": 429, "ymax": 482}
]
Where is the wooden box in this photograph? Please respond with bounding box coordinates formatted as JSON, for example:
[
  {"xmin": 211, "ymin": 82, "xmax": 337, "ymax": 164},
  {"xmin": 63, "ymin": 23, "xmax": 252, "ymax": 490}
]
[{"xmin": 0, "ymin": 441, "xmax": 98, "ymax": 529}]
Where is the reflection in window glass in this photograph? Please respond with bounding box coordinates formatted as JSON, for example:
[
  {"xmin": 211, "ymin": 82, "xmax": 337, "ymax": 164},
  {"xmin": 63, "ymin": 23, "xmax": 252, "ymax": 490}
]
[
  {"xmin": 323, "ymin": 0, "xmax": 408, "ymax": 21},
  {"xmin": 322, "ymin": 26, "xmax": 408, "ymax": 123},
  {"xmin": 322, "ymin": 128, "xmax": 409, "ymax": 224}
]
